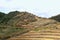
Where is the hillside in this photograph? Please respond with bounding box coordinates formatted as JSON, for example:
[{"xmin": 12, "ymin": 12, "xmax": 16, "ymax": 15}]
[
  {"xmin": 0, "ymin": 11, "xmax": 37, "ymax": 40},
  {"xmin": 0, "ymin": 11, "xmax": 60, "ymax": 40},
  {"xmin": 0, "ymin": 12, "xmax": 6, "ymax": 23},
  {"xmin": 7, "ymin": 17, "xmax": 60, "ymax": 40},
  {"xmin": 0, "ymin": 11, "xmax": 37, "ymax": 25},
  {"xmin": 50, "ymin": 14, "xmax": 60, "ymax": 22}
]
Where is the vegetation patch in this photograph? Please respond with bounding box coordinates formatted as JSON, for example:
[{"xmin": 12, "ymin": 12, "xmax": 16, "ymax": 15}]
[{"xmin": 0, "ymin": 26, "xmax": 27, "ymax": 39}]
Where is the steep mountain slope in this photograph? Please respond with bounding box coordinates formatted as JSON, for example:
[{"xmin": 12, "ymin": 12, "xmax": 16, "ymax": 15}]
[
  {"xmin": 7, "ymin": 11, "xmax": 37, "ymax": 26},
  {"xmin": 0, "ymin": 11, "xmax": 37, "ymax": 25},
  {"xmin": 0, "ymin": 11, "xmax": 60, "ymax": 40},
  {"xmin": 0, "ymin": 11, "xmax": 37, "ymax": 40},
  {"xmin": 50, "ymin": 14, "xmax": 60, "ymax": 22},
  {"xmin": 0, "ymin": 12, "xmax": 5, "ymax": 19},
  {"xmin": 8, "ymin": 17, "xmax": 60, "ymax": 40},
  {"xmin": 0, "ymin": 12, "xmax": 5, "ymax": 23}
]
